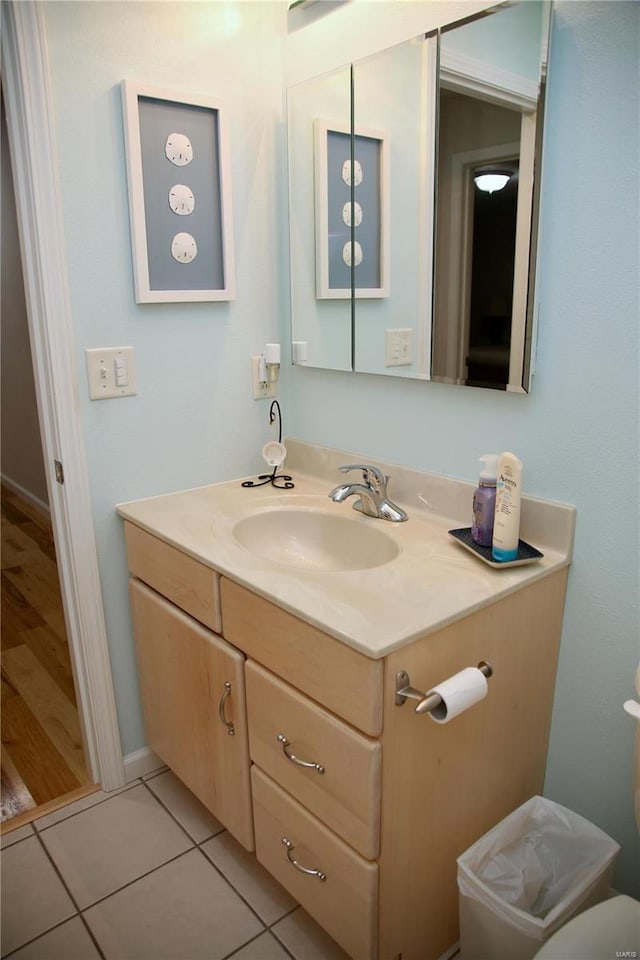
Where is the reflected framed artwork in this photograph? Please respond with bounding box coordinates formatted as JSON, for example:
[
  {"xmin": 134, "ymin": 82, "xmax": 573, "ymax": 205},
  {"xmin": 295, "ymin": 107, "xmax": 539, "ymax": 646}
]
[
  {"xmin": 121, "ymin": 81, "xmax": 235, "ymax": 303},
  {"xmin": 313, "ymin": 118, "xmax": 389, "ymax": 299}
]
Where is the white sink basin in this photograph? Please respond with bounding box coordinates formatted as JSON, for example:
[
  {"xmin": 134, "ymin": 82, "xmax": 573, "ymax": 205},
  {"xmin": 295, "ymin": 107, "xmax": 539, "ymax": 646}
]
[{"xmin": 232, "ymin": 507, "xmax": 399, "ymax": 572}]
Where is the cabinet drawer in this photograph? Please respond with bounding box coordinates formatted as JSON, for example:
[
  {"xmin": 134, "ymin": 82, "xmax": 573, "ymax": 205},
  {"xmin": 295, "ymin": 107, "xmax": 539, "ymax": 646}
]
[
  {"xmin": 252, "ymin": 767, "xmax": 378, "ymax": 960},
  {"xmin": 246, "ymin": 661, "xmax": 381, "ymax": 859},
  {"xmin": 221, "ymin": 578, "xmax": 383, "ymax": 736},
  {"xmin": 124, "ymin": 521, "xmax": 221, "ymax": 632}
]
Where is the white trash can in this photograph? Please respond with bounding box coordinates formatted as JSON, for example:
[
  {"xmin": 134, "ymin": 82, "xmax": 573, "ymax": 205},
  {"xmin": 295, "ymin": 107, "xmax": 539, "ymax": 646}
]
[{"xmin": 457, "ymin": 796, "xmax": 620, "ymax": 960}]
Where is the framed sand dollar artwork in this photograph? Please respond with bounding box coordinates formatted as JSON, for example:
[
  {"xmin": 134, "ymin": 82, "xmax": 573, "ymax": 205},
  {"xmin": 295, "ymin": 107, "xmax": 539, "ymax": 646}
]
[
  {"xmin": 313, "ymin": 118, "xmax": 389, "ymax": 299},
  {"xmin": 121, "ymin": 81, "xmax": 235, "ymax": 302}
]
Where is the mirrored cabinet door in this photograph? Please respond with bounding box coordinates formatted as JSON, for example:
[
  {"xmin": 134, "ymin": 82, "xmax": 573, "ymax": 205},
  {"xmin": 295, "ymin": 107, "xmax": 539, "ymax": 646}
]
[
  {"xmin": 432, "ymin": 1, "xmax": 549, "ymax": 392},
  {"xmin": 352, "ymin": 35, "xmax": 436, "ymax": 379},
  {"xmin": 287, "ymin": 0, "xmax": 550, "ymax": 392},
  {"xmin": 288, "ymin": 64, "xmax": 352, "ymax": 371}
]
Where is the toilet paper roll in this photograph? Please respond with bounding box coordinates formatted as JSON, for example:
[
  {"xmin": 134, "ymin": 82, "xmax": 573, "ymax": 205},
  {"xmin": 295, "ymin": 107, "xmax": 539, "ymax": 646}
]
[{"xmin": 426, "ymin": 667, "xmax": 488, "ymax": 724}]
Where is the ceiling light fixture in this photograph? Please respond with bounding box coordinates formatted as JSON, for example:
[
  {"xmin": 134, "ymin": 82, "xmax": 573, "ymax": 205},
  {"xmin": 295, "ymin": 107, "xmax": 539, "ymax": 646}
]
[
  {"xmin": 474, "ymin": 169, "xmax": 512, "ymax": 194},
  {"xmin": 475, "ymin": 173, "xmax": 510, "ymax": 194}
]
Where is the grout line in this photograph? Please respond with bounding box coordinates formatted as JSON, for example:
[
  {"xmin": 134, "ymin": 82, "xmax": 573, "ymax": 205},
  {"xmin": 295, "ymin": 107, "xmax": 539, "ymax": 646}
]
[
  {"xmin": 0, "ymin": 825, "xmax": 35, "ymax": 850},
  {"xmin": 192, "ymin": 832, "xmax": 303, "ymax": 944},
  {"xmin": 1, "ymin": 916, "xmax": 78, "ymax": 960},
  {"xmin": 269, "ymin": 906, "xmax": 348, "ymax": 960},
  {"xmin": 77, "ymin": 847, "xmax": 198, "ymax": 912},
  {"xmin": 220, "ymin": 927, "xmax": 279, "ymax": 960},
  {"xmin": 140, "ymin": 766, "xmax": 169, "ymax": 782},
  {"xmin": 6, "ymin": 831, "xmax": 307, "ymax": 960},
  {"xmin": 0, "ymin": 831, "xmax": 87, "ymax": 957},
  {"xmin": 265, "ymin": 921, "xmax": 300, "ymax": 960},
  {"xmin": 140, "ymin": 777, "xmax": 224, "ymax": 846},
  {"xmin": 193, "ymin": 845, "xmax": 270, "ymax": 933},
  {"xmin": 78, "ymin": 912, "xmax": 107, "ymax": 960},
  {"xmin": 194, "ymin": 824, "xmax": 227, "ymax": 844},
  {"xmin": 10, "ymin": 783, "xmax": 305, "ymax": 959},
  {"xmin": 269, "ymin": 903, "xmax": 299, "ymax": 928},
  {"xmin": 35, "ymin": 830, "xmax": 83, "ymax": 914},
  {"xmin": 193, "ymin": 845, "xmax": 302, "ymax": 959},
  {"xmin": 32, "ymin": 779, "xmax": 142, "ymax": 833},
  {"xmin": 191, "ymin": 826, "xmax": 303, "ymax": 945},
  {"xmin": 132, "ymin": 782, "xmax": 298, "ymax": 938}
]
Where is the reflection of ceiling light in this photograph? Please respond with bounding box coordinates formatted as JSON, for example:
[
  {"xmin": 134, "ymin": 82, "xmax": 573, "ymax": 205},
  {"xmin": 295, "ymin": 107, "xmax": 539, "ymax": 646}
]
[{"xmin": 474, "ymin": 173, "xmax": 511, "ymax": 194}]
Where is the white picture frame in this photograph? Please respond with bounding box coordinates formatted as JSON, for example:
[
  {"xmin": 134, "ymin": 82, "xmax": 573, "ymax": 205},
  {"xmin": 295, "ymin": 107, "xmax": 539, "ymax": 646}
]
[
  {"xmin": 314, "ymin": 118, "xmax": 389, "ymax": 300},
  {"xmin": 121, "ymin": 80, "xmax": 235, "ymax": 303}
]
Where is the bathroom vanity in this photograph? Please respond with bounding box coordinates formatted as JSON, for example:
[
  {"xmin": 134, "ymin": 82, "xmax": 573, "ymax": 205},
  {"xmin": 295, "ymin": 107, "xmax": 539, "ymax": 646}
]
[{"xmin": 117, "ymin": 441, "xmax": 575, "ymax": 960}]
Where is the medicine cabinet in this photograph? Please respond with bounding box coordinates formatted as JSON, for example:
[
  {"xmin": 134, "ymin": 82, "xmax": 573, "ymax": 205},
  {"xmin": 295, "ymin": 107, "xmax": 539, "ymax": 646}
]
[{"xmin": 287, "ymin": 0, "xmax": 550, "ymax": 392}]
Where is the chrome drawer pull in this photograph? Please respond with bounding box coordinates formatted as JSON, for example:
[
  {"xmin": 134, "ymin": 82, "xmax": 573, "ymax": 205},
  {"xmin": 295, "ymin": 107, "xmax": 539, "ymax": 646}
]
[
  {"xmin": 218, "ymin": 682, "xmax": 235, "ymax": 736},
  {"xmin": 276, "ymin": 734, "xmax": 325, "ymax": 774},
  {"xmin": 281, "ymin": 838, "xmax": 326, "ymax": 881}
]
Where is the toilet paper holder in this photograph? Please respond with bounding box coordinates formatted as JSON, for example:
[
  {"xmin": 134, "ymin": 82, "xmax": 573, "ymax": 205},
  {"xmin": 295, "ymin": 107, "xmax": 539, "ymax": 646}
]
[{"xmin": 395, "ymin": 661, "xmax": 493, "ymax": 715}]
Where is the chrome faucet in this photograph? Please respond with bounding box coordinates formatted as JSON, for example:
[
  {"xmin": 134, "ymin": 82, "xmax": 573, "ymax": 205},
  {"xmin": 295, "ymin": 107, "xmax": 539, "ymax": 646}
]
[{"xmin": 328, "ymin": 464, "xmax": 408, "ymax": 522}]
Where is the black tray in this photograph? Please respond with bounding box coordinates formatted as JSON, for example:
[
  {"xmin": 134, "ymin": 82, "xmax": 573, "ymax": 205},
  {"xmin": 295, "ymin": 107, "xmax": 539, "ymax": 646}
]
[{"xmin": 448, "ymin": 527, "xmax": 544, "ymax": 568}]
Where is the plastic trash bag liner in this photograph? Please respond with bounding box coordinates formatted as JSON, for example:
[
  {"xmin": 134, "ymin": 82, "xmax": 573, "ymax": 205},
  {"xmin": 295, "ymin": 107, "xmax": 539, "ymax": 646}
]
[{"xmin": 457, "ymin": 796, "xmax": 620, "ymax": 936}]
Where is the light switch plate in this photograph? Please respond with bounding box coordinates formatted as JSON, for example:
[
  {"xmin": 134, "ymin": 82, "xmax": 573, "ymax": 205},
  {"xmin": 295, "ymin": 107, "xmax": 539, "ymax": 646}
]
[
  {"xmin": 385, "ymin": 328, "xmax": 412, "ymax": 366},
  {"xmin": 86, "ymin": 346, "xmax": 137, "ymax": 400}
]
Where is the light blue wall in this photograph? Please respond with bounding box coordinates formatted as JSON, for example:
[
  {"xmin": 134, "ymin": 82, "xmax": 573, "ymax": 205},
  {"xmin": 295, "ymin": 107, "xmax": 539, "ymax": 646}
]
[
  {"xmin": 288, "ymin": 2, "xmax": 640, "ymax": 895},
  {"xmin": 43, "ymin": 0, "xmax": 288, "ymax": 755},
  {"xmin": 441, "ymin": 0, "xmax": 546, "ymax": 82},
  {"xmin": 42, "ymin": 0, "xmax": 638, "ymax": 896}
]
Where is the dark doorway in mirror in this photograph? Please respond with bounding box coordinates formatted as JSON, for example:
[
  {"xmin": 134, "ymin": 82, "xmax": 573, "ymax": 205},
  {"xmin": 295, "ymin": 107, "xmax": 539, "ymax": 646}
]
[
  {"xmin": 466, "ymin": 162, "xmax": 518, "ymax": 389},
  {"xmin": 432, "ymin": 88, "xmax": 522, "ymax": 390}
]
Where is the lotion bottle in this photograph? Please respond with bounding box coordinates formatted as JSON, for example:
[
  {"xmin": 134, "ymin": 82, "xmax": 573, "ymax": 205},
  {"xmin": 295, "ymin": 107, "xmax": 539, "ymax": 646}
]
[
  {"xmin": 471, "ymin": 455, "xmax": 498, "ymax": 547},
  {"xmin": 492, "ymin": 452, "xmax": 523, "ymax": 562}
]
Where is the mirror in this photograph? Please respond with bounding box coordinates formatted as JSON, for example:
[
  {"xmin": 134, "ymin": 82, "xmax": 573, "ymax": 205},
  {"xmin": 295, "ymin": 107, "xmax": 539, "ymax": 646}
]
[
  {"xmin": 287, "ymin": 1, "xmax": 550, "ymax": 391},
  {"xmin": 288, "ymin": 64, "xmax": 352, "ymax": 371},
  {"xmin": 432, "ymin": 1, "xmax": 549, "ymax": 390},
  {"xmin": 350, "ymin": 36, "xmax": 434, "ymax": 378}
]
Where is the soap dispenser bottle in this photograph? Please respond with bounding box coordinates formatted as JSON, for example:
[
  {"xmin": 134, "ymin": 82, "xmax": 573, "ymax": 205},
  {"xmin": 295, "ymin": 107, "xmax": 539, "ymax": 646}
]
[{"xmin": 471, "ymin": 455, "xmax": 498, "ymax": 547}]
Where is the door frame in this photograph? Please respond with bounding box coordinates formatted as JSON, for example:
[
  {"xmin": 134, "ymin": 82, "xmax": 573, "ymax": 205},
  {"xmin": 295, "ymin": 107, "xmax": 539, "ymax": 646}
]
[{"xmin": 2, "ymin": 1, "xmax": 125, "ymax": 790}]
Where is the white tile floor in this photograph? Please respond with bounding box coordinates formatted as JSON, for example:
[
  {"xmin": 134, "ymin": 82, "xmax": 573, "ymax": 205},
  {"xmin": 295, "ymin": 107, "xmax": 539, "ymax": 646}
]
[{"xmin": 1, "ymin": 768, "xmax": 351, "ymax": 960}]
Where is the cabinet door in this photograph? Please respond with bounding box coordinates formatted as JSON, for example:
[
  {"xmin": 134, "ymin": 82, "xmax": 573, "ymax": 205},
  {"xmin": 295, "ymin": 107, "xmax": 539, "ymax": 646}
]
[{"xmin": 129, "ymin": 578, "xmax": 254, "ymax": 850}]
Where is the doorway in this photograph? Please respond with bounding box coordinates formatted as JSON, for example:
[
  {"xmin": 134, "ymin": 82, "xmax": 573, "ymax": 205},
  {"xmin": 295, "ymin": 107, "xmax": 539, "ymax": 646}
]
[
  {"xmin": 432, "ymin": 83, "xmax": 537, "ymax": 392},
  {"xmin": 465, "ymin": 159, "xmax": 519, "ymax": 389},
  {"xmin": 1, "ymin": 488, "xmax": 95, "ymax": 821},
  {"xmin": 1, "ymin": 90, "xmax": 95, "ymax": 825},
  {"xmin": 1, "ymin": 0, "xmax": 125, "ymax": 831}
]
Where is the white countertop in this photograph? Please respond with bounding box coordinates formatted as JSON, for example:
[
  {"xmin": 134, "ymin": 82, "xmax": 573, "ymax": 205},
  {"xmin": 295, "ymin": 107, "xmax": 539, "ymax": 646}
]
[{"xmin": 116, "ymin": 441, "xmax": 575, "ymax": 660}]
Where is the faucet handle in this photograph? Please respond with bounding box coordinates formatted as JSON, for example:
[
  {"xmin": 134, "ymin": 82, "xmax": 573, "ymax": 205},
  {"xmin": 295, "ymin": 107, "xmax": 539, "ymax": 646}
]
[{"xmin": 338, "ymin": 463, "xmax": 387, "ymax": 489}]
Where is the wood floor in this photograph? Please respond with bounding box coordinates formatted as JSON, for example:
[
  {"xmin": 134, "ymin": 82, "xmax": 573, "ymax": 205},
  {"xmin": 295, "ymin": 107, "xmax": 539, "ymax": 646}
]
[{"xmin": 1, "ymin": 485, "xmax": 94, "ymax": 825}]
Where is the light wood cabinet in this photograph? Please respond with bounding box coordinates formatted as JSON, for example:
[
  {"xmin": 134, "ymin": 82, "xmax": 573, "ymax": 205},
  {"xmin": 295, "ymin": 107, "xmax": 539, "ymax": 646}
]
[
  {"xmin": 125, "ymin": 522, "xmax": 221, "ymax": 632},
  {"xmin": 377, "ymin": 569, "xmax": 568, "ymax": 960},
  {"xmin": 221, "ymin": 578, "xmax": 383, "ymax": 736},
  {"xmin": 128, "ymin": 578, "xmax": 253, "ymax": 850},
  {"xmin": 124, "ymin": 519, "xmax": 568, "ymax": 960},
  {"xmin": 246, "ymin": 659, "xmax": 382, "ymax": 860},
  {"xmin": 252, "ymin": 766, "xmax": 379, "ymax": 960}
]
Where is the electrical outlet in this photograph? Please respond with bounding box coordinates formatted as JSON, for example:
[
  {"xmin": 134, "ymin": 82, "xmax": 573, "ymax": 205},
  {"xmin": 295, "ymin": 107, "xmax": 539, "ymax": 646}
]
[
  {"xmin": 251, "ymin": 355, "xmax": 277, "ymax": 400},
  {"xmin": 385, "ymin": 328, "xmax": 412, "ymax": 367}
]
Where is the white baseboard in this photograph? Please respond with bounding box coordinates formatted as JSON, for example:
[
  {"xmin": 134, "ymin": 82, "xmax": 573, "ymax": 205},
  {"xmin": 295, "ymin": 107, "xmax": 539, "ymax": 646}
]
[
  {"xmin": 1, "ymin": 472, "xmax": 50, "ymax": 518},
  {"xmin": 123, "ymin": 747, "xmax": 165, "ymax": 782}
]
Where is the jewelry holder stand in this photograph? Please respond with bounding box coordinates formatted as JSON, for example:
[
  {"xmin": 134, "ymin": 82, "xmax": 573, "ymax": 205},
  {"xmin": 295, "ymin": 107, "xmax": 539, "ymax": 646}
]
[{"xmin": 242, "ymin": 400, "xmax": 295, "ymax": 490}]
